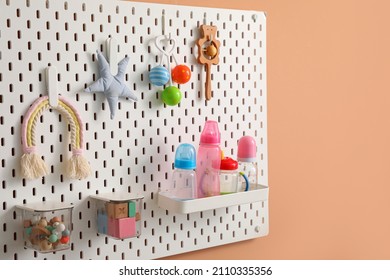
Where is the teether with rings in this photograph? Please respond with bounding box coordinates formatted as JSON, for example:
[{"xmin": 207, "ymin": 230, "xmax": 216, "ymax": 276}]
[{"xmin": 149, "ymin": 34, "xmax": 191, "ymax": 106}]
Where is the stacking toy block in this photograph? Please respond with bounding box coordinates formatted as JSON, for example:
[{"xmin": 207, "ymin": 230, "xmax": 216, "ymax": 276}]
[
  {"xmin": 91, "ymin": 195, "xmax": 143, "ymax": 239},
  {"xmin": 128, "ymin": 201, "xmax": 136, "ymax": 218},
  {"xmin": 97, "ymin": 212, "xmax": 107, "ymax": 234},
  {"xmin": 106, "ymin": 202, "xmax": 128, "ymax": 219},
  {"xmin": 107, "ymin": 217, "xmax": 136, "ymax": 239},
  {"xmin": 108, "ymin": 218, "xmax": 118, "ymax": 237},
  {"xmin": 118, "ymin": 217, "xmax": 136, "ymax": 239}
]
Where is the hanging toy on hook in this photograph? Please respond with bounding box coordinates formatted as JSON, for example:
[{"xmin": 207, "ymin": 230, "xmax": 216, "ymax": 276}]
[
  {"xmin": 196, "ymin": 24, "xmax": 220, "ymax": 101},
  {"xmin": 85, "ymin": 38, "xmax": 138, "ymax": 120},
  {"xmin": 20, "ymin": 67, "xmax": 92, "ymax": 180},
  {"xmin": 150, "ymin": 10, "xmax": 191, "ymax": 87},
  {"xmin": 166, "ymin": 38, "xmax": 191, "ymax": 85},
  {"xmin": 149, "ymin": 34, "xmax": 188, "ymax": 106}
]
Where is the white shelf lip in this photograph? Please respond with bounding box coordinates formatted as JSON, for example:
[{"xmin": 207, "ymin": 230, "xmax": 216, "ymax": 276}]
[
  {"xmin": 16, "ymin": 201, "xmax": 74, "ymax": 212},
  {"xmin": 158, "ymin": 184, "xmax": 269, "ymax": 214},
  {"xmin": 90, "ymin": 193, "xmax": 144, "ymax": 203}
]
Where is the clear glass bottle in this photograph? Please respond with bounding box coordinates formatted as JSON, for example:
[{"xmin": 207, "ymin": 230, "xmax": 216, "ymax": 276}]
[
  {"xmin": 170, "ymin": 143, "xmax": 197, "ymax": 200},
  {"xmin": 237, "ymin": 136, "xmax": 258, "ymax": 191}
]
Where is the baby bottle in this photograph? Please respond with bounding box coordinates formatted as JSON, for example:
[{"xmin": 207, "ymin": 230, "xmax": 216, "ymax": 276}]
[
  {"xmin": 219, "ymin": 157, "xmax": 242, "ymax": 194},
  {"xmin": 237, "ymin": 136, "xmax": 258, "ymax": 191},
  {"xmin": 170, "ymin": 143, "xmax": 197, "ymax": 200},
  {"xmin": 220, "ymin": 156, "xmax": 249, "ymax": 194},
  {"xmin": 196, "ymin": 120, "xmax": 221, "ymax": 198}
]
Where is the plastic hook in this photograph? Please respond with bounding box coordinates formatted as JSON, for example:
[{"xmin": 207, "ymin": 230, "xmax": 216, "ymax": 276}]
[
  {"xmin": 106, "ymin": 37, "xmax": 118, "ymax": 75},
  {"xmin": 46, "ymin": 66, "xmax": 58, "ymax": 107},
  {"xmin": 154, "ymin": 34, "xmax": 176, "ymax": 58}
]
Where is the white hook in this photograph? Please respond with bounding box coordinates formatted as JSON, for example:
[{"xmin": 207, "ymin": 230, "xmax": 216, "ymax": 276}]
[
  {"xmin": 46, "ymin": 66, "xmax": 58, "ymax": 107},
  {"xmin": 106, "ymin": 37, "xmax": 118, "ymax": 75},
  {"xmin": 154, "ymin": 34, "xmax": 176, "ymax": 57}
]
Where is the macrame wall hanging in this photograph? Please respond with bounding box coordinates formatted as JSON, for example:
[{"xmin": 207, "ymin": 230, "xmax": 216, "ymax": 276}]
[{"xmin": 21, "ymin": 95, "xmax": 91, "ymax": 180}]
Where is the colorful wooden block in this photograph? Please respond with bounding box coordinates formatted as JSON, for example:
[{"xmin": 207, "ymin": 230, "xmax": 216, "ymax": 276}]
[
  {"xmin": 117, "ymin": 217, "xmax": 136, "ymax": 239},
  {"xmin": 107, "ymin": 217, "xmax": 136, "ymax": 239},
  {"xmin": 128, "ymin": 201, "xmax": 136, "ymax": 217},
  {"xmin": 108, "ymin": 218, "xmax": 118, "ymax": 237},
  {"xmin": 135, "ymin": 212, "xmax": 141, "ymax": 221},
  {"xmin": 106, "ymin": 202, "xmax": 128, "ymax": 219},
  {"xmin": 97, "ymin": 212, "xmax": 107, "ymax": 234}
]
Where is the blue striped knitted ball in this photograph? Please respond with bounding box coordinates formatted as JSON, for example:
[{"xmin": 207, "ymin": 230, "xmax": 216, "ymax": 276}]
[{"xmin": 149, "ymin": 65, "xmax": 170, "ymax": 86}]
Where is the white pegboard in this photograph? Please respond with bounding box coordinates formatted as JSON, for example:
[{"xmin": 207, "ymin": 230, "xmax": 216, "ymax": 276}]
[{"xmin": 0, "ymin": 0, "xmax": 268, "ymax": 259}]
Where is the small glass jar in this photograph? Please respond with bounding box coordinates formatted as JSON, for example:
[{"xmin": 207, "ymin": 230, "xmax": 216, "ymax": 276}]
[{"xmin": 219, "ymin": 157, "xmax": 240, "ymax": 195}]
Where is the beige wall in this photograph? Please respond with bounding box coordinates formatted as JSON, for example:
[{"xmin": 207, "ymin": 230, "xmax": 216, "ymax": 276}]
[{"xmin": 133, "ymin": 0, "xmax": 390, "ymax": 259}]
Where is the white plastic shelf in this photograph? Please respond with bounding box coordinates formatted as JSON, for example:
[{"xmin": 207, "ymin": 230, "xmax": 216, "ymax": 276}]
[
  {"xmin": 89, "ymin": 193, "xmax": 144, "ymax": 203},
  {"xmin": 16, "ymin": 202, "xmax": 74, "ymax": 213},
  {"xmin": 158, "ymin": 185, "xmax": 269, "ymax": 214}
]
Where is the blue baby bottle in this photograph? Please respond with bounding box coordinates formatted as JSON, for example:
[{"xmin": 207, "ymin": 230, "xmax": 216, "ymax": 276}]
[{"xmin": 170, "ymin": 143, "xmax": 197, "ymax": 200}]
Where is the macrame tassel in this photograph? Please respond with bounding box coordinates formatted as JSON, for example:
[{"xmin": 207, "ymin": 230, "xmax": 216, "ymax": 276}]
[
  {"xmin": 67, "ymin": 149, "xmax": 91, "ymax": 180},
  {"xmin": 21, "ymin": 150, "xmax": 49, "ymax": 180}
]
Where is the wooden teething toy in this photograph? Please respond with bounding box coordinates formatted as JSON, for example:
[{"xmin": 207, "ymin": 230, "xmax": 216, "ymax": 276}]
[
  {"xmin": 25, "ymin": 216, "xmax": 70, "ymax": 251},
  {"xmin": 196, "ymin": 25, "xmax": 220, "ymax": 101}
]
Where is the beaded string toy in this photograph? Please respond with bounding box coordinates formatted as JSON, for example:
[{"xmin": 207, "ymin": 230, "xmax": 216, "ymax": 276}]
[{"xmin": 21, "ymin": 95, "xmax": 91, "ymax": 180}]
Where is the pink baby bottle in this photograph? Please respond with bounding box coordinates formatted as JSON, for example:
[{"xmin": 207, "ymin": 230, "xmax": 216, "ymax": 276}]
[{"xmin": 196, "ymin": 120, "xmax": 221, "ymax": 198}]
